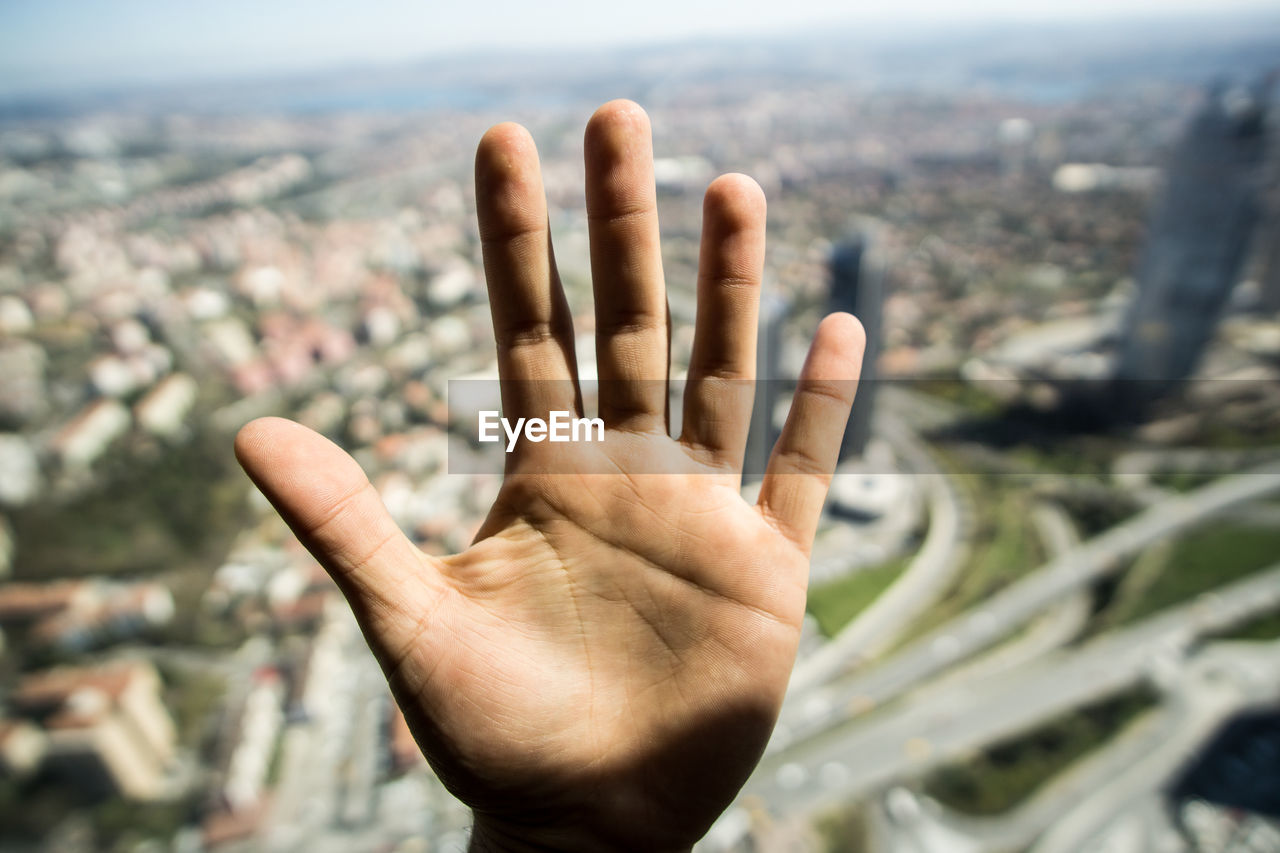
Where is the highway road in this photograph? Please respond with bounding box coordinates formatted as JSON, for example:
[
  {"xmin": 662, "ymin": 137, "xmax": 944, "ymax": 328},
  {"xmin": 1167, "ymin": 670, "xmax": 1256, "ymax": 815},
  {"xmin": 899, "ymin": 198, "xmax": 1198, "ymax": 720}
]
[
  {"xmin": 787, "ymin": 408, "xmax": 972, "ymax": 695},
  {"xmin": 1031, "ymin": 642, "xmax": 1280, "ymax": 853},
  {"xmin": 1112, "ymin": 447, "xmax": 1280, "ymax": 485},
  {"xmin": 931, "ymin": 501, "xmax": 1088, "ymax": 690},
  {"xmin": 709, "ymin": 397, "xmax": 1280, "ymax": 852},
  {"xmin": 868, "ymin": 788, "xmax": 981, "ymax": 853},
  {"xmin": 737, "ymin": 563, "xmax": 1280, "ymax": 831},
  {"xmin": 913, "ymin": 637, "xmax": 1280, "ymax": 853},
  {"xmin": 777, "ymin": 461, "xmax": 1280, "ymax": 746},
  {"xmin": 922, "ymin": 702, "xmax": 1179, "ymax": 851}
]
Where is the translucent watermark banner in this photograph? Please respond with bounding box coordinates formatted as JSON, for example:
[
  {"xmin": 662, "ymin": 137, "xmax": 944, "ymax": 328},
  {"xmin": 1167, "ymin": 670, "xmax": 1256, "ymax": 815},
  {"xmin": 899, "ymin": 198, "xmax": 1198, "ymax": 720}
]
[{"xmin": 444, "ymin": 377, "xmax": 1280, "ymax": 478}]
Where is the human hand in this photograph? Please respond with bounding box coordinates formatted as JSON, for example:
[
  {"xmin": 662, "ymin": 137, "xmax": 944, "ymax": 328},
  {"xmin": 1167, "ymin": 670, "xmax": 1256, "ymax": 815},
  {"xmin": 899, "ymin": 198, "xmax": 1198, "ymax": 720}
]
[{"xmin": 235, "ymin": 100, "xmax": 864, "ymax": 852}]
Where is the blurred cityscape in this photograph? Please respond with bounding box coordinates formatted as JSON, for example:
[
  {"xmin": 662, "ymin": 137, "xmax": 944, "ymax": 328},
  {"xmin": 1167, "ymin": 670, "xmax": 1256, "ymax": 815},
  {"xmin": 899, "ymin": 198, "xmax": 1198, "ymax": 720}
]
[{"xmin": 1, "ymin": 12, "xmax": 1279, "ymax": 853}]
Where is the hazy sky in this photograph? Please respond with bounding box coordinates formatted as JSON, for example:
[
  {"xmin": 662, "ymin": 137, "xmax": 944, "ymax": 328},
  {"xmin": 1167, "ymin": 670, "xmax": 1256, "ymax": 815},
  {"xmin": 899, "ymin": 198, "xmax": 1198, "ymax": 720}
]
[{"xmin": 1, "ymin": 0, "xmax": 1273, "ymax": 95}]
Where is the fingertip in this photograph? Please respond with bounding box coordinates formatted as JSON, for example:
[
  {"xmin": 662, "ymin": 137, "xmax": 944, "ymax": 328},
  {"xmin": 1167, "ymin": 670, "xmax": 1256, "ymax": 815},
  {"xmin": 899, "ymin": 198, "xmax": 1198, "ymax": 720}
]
[
  {"xmin": 234, "ymin": 416, "xmax": 294, "ymax": 469},
  {"xmin": 818, "ymin": 312, "xmax": 867, "ymax": 352},
  {"xmin": 475, "ymin": 122, "xmax": 538, "ymax": 186},
  {"xmin": 706, "ymin": 172, "xmax": 762, "ymax": 229},
  {"xmin": 804, "ymin": 313, "xmax": 866, "ymax": 382},
  {"xmin": 584, "ymin": 99, "xmax": 653, "ymax": 165},
  {"xmin": 474, "ymin": 123, "xmax": 546, "ymax": 244},
  {"xmin": 587, "ymin": 99, "xmax": 651, "ymax": 133},
  {"xmin": 234, "ymin": 417, "xmax": 343, "ymax": 496},
  {"xmin": 232, "ymin": 416, "xmax": 364, "ymax": 500},
  {"xmin": 232, "ymin": 421, "xmax": 434, "ymax": 610},
  {"xmin": 712, "ymin": 172, "xmax": 766, "ymax": 202},
  {"xmin": 477, "ymin": 121, "xmax": 535, "ymax": 158}
]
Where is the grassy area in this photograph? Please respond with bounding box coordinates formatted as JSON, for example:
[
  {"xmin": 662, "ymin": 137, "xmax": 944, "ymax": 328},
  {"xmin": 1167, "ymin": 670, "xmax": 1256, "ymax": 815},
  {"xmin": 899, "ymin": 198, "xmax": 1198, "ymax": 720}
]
[
  {"xmin": 0, "ymin": 779, "xmax": 71, "ymax": 847},
  {"xmin": 1206, "ymin": 609, "xmax": 1280, "ymax": 642},
  {"xmin": 1102, "ymin": 522, "xmax": 1280, "ymax": 627},
  {"xmin": 160, "ymin": 663, "xmax": 229, "ymax": 753},
  {"xmin": 91, "ymin": 796, "xmax": 198, "ymax": 852},
  {"xmin": 1007, "ymin": 439, "xmax": 1115, "ymax": 480},
  {"xmin": 922, "ymin": 685, "xmax": 1159, "ymax": 816},
  {"xmin": 815, "ymin": 802, "xmax": 870, "ymax": 853},
  {"xmin": 1092, "ymin": 541, "xmax": 1173, "ymax": 633},
  {"xmin": 1150, "ymin": 469, "xmax": 1217, "ymax": 493},
  {"xmin": 1197, "ymin": 421, "xmax": 1280, "ymax": 450},
  {"xmin": 899, "ymin": 480, "xmax": 1043, "ymax": 644},
  {"xmin": 156, "ymin": 565, "xmax": 252, "ymax": 651},
  {"xmin": 911, "ymin": 379, "xmax": 1005, "ymax": 419},
  {"xmin": 0, "ymin": 780, "xmax": 196, "ymax": 851},
  {"xmin": 807, "ymin": 556, "xmax": 910, "ymax": 638},
  {"xmin": 9, "ymin": 423, "xmax": 250, "ymax": 579},
  {"xmin": 1047, "ymin": 487, "xmax": 1141, "ymax": 538}
]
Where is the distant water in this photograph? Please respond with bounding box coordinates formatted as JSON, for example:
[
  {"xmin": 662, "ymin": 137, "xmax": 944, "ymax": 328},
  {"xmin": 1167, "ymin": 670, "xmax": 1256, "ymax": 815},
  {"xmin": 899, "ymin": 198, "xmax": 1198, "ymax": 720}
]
[
  {"xmin": 274, "ymin": 86, "xmax": 497, "ymax": 114},
  {"xmin": 0, "ymin": 78, "xmax": 586, "ymax": 120},
  {"xmin": 3, "ymin": 14, "xmax": 1278, "ymax": 119}
]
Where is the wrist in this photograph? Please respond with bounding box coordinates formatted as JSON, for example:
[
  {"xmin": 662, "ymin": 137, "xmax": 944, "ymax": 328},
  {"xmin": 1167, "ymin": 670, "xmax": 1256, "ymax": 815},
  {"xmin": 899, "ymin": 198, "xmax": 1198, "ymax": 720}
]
[
  {"xmin": 466, "ymin": 817, "xmax": 573, "ymax": 853},
  {"xmin": 468, "ymin": 816, "xmax": 693, "ymax": 853}
]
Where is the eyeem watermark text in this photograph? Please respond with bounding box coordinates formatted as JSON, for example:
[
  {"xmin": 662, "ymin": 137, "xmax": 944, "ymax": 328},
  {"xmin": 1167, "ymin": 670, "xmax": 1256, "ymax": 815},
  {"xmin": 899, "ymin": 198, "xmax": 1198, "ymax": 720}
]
[{"xmin": 478, "ymin": 411, "xmax": 605, "ymax": 452}]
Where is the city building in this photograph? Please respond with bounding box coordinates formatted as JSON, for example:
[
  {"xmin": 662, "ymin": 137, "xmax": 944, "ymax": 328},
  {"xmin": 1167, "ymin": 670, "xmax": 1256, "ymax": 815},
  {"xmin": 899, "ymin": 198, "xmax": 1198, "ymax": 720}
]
[
  {"xmin": 0, "ymin": 720, "xmax": 46, "ymax": 778},
  {"xmin": 0, "ymin": 433, "xmax": 40, "ymax": 506},
  {"xmin": 49, "ymin": 398, "xmax": 131, "ymax": 470},
  {"xmin": 0, "ymin": 580, "xmax": 174, "ymax": 652},
  {"xmin": 134, "ymin": 372, "xmax": 198, "ymax": 437},
  {"xmin": 0, "ymin": 582, "xmax": 94, "ymax": 628},
  {"xmin": 828, "ymin": 231, "xmax": 884, "ymax": 459},
  {"xmin": 0, "ymin": 518, "xmax": 12, "ymax": 579},
  {"xmin": 744, "ymin": 291, "xmax": 788, "ymax": 483},
  {"xmin": 1114, "ymin": 77, "xmax": 1273, "ymax": 399},
  {"xmin": 218, "ymin": 668, "xmax": 285, "ymax": 813},
  {"xmin": 387, "ymin": 703, "xmax": 425, "ymax": 776},
  {"xmin": 1259, "ymin": 188, "xmax": 1280, "ymax": 314},
  {"xmin": 8, "ymin": 661, "xmax": 177, "ymax": 800}
]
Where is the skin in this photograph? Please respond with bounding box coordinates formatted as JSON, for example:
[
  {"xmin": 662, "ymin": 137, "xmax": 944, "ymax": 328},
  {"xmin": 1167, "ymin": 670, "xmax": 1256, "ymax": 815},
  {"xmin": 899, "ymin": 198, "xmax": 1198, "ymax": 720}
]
[{"xmin": 235, "ymin": 100, "xmax": 865, "ymax": 852}]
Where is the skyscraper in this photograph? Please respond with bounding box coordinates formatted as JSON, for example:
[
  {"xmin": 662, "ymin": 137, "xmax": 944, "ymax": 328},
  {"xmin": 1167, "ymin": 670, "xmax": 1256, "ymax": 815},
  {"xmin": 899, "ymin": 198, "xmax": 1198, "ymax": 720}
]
[
  {"xmin": 1262, "ymin": 226, "xmax": 1280, "ymax": 314},
  {"xmin": 829, "ymin": 232, "xmax": 883, "ymax": 459},
  {"xmin": 744, "ymin": 291, "xmax": 787, "ymax": 483},
  {"xmin": 1259, "ymin": 178, "xmax": 1280, "ymax": 314},
  {"xmin": 1114, "ymin": 77, "xmax": 1272, "ymax": 397}
]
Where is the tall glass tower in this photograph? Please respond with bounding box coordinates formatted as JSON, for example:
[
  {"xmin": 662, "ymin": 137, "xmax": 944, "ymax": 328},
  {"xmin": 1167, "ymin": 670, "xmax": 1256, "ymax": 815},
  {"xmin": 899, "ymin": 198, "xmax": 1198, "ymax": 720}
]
[{"xmin": 1114, "ymin": 78, "xmax": 1271, "ymax": 397}]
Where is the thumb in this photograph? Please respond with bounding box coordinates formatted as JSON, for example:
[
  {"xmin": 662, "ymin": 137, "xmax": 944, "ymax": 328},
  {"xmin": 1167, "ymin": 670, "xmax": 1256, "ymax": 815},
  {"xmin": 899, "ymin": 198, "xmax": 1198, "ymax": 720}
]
[{"xmin": 234, "ymin": 417, "xmax": 447, "ymax": 628}]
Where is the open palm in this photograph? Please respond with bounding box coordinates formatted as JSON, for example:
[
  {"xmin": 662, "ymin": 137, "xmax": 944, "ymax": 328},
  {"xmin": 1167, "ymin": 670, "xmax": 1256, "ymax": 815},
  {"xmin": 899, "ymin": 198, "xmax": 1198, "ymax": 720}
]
[{"xmin": 235, "ymin": 100, "xmax": 864, "ymax": 852}]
